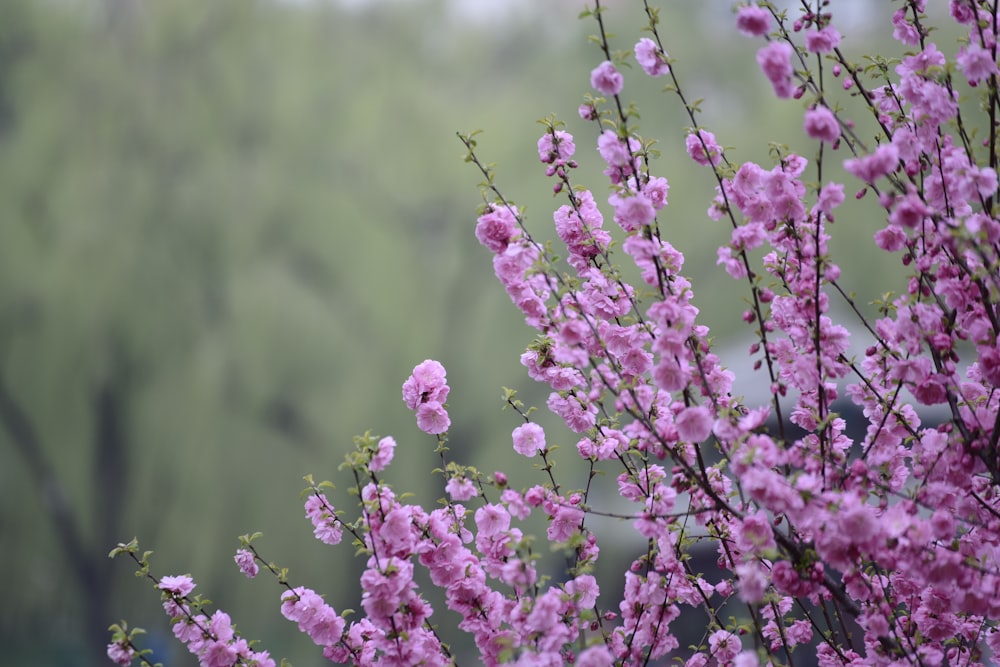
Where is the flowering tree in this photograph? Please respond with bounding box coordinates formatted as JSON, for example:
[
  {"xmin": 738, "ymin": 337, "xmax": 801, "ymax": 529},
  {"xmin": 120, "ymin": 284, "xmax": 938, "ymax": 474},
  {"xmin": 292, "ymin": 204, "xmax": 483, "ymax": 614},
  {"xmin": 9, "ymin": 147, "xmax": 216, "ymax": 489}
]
[{"xmin": 108, "ymin": 1, "xmax": 1000, "ymax": 665}]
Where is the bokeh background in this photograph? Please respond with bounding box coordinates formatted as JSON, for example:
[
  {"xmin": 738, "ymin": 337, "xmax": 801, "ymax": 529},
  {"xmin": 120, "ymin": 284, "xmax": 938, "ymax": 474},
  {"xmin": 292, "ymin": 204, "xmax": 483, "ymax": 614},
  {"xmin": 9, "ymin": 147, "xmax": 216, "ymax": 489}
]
[{"xmin": 0, "ymin": 0, "xmax": 924, "ymax": 665}]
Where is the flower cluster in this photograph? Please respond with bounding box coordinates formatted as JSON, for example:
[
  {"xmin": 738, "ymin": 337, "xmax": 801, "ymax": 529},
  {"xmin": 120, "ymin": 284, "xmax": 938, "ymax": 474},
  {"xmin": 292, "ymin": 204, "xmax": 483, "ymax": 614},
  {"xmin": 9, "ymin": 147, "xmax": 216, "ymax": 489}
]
[
  {"xmin": 112, "ymin": 1, "xmax": 1000, "ymax": 666},
  {"xmin": 402, "ymin": 359, "xmax": 451, "ymax": 434}
]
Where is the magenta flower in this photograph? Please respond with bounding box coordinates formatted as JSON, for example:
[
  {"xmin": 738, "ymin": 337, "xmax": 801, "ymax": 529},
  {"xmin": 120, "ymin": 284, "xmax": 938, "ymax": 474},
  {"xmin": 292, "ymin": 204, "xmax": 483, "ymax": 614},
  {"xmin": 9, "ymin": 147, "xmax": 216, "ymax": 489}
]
[
  {"xmin": 158, "ymin": 574, "xmax": 196, "ymax": 597},
  {"xmin": 368, "ymin": 436, "xmax": 396, "ymax": 472},
  {"xmin": 234, "ymin": 548, "xmax": 258, "ymax": 579},
  {"xmin": 610, "ymin": 192, "xmax": 655, "ymax": 232},
  {"xmin": 956, "ymin": 43, "xmax": 997, "ymax": 84},
  {"xmin": 675, "ymin": 405, "xmax": 713, "ymax": 442},
  {"xmin": 511, "ymin": 422, "xmax": 546, "ymax": 457},
  {"xmin": 805, "ymin": 26, "xmax": 841, "ymax": 53},
  {"xmin": 736, "ymin": 4, "xmax": 771, "ymax": 36},
  {"xmin": 106, "ymin": 641, "xmax": 136, "ymax": 666},
  {"xmin": 844, "ymin": 143, "xmax": 899, "ymax": 183},
  {"xmin": 634, "ymin": 38, "xmax": 670, "ymax": 77},
  {"xmin": 537, "ymin": 129, "xmax": 576, "ymax": 165},
  {"xmin": 685, "ymin": 129, "xmax": 722, "ymax": 166},
  {"xmin": 403, "ymin": 359, "xmax": 451, "ymax": 434},
  {"xmin": 590, "ymin": 60, "xmax": 623, "ymax": 96},
  {"xmin": 803, "ymin": 106, "xmax": 840, "ymax": 144},
  {"xmin": 756, "ymin": 41, "xmax": 794, "ymax": 98},
  {"xmin": 475, "ymin": 205, "xmax": 518, "ymax": 254}
]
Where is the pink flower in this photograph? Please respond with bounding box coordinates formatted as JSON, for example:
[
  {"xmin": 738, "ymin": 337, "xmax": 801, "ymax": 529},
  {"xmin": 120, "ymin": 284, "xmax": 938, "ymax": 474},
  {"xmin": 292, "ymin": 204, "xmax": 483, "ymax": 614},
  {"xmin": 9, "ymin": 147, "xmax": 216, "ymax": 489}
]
[
  {"xmin": 956, "ymin": 43, "xmax": 997, "ymax": 84},
  {"xmin": 736, "ymin": 4, "xmax": 771, "ymax": 37},
  {"xmin": 416, "ymin": 401, "xmax": 450, "ymax": 434},
  {"xmin": 708, "ymin": 629, "xmax": 741, "ymax": 661},
  {"xmin": 475, "ymin": 205, "xmax": 518, "ymax": 254},
  {"xmin": 445, "ymin": 476, "xmax": 477, "ymax": 501},
  {"xmin": 805, "ymin": 26, "xmax": 841, "ymax": 54},
  {"xmin": 645, "ymin": 176, "xmax": 670, "ymax": 209},
  {"xmin": 675, "ymin": 405, "xmax": 713, "ymax": 442},
  {"xmin": 590, "ymin": 60, "xmax": 623, "ymax": 96},
  {"xmin": 843, "ymin": 143, "xmax": 899, "ymax": 183},
  {"xmin": 158, "ymin": 575, "xmax": 196, "ymax": 597},
  {"xmin": 537, "ymin": 130, "xmax": 576, "ymax": 165},
  {"xmin": 735, "ymin": 562, "xmax": 768, "ymax": 603},
  {"xmin": 803, "ymin": 106, "xmax": 840, "ymax": 144},
  {"xmin": 305, "ymin": 494, "xmax": 343, "ymax": 545},
  {"xmin": 685, "ymin": 129, "xmax": 722, "ymax": 166},
  {"xmin": 756, "ymin": 41, "xmax": 794, "ymax": 98},
  {"xmin": 512, "ymin": 422, "xmax": 546, "ymax": 457},
  {"xmin": 369, "ymin": 436, "xmax": 396, "ymax": 472},
  {"xmin": 597, "ymin": 129, "xmax": 632, "ymax": 168},
  {"xmin": 610, "ymin": 192, "xmax": 656, "ymax": 231},
  {"xmin": 577, "ymin": 646, "xmax": 614, "ymax": 667},
  {"xmin": 402, "ymin": 359, "xmax": 450, "ymax": 410},
  {"xmin": 107, "ymin": 641, "xmax": 136, "ymax": 666},
  {"xmin": 635, "ymin": 38, "xmax": 670, "ymax": 77},
  {"xmin": 234, "ymin": 548, "xmax": 258, "ymax": 579}
]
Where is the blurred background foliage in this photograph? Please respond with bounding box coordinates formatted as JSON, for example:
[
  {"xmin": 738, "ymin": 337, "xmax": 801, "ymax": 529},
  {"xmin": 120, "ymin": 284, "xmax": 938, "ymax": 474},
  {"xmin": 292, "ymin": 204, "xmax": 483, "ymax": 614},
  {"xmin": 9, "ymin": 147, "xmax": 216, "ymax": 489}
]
[{"xmin": 0, "ymin": 0, "xmax": 915, "ymax": 664}]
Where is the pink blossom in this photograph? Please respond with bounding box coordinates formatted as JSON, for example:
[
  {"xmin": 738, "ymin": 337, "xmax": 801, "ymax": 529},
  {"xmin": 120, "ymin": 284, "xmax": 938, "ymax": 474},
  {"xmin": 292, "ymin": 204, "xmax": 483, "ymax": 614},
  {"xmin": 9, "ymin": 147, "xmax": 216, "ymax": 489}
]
[
  {"xmin": 305, "ymin": 493, "xmax": 342, "ymax": 545},
  {"xmin": 590, "ymin": 60, "xmax": 623, "ymax": 96},
  {"xmin": 685, "ymin": 129, "xmax": 722, "ymax": 167},
  {"xmin": 475, "ymin": 205, "xmax": 518, "ymax": 254},
  {"xmin": 676, "ymin": 405, "xmax": 713, "ymax": 442},
  {"xmin": 708, "ymin": 629, "xmax": 741, "ymax": 661},
  {"xmin": 537, "ymin": 130, "xmax": 576, "ymax": 165},
  {"xmin": 756, "ymin": 41, "xmax": 794, "ymax": 98},
  {"xmin": 736, "ymin": 4, "xmax": 771, "ymax": 37},
  {"xmin": 956, "ymin": 43, "xmax": 997, "ymax": 84},
  {"xmin": 645, "ymin": 176, "xmax": 670, "ymax": 209},
  {"xmin": 844, "ymin": 143, "xmax": 899, "ymax": 183},
  {"xmin": 805, "ymin": 26, "xmax": 841, "ymax": 53},
  {"xmin": 445, "ymin": 476, "xmax": 477, "ymax": 501},
  {"xmin": 416, "ymin": 401, "xmax": 450, "ymax": 434},
  {"xmin": 512, "ymin": 422, "xmax": 546, "ymax": 457},
  {"xmin": 803, "ymin": 106, "xmax": 840, "ymax": 144},
  {"xmin": 597, "ymin": 129, "xmax": 632, "ymax": 168},
  {"xmin": 577, "ymin": 646, "xmax": 614, "ymax": 667},
  {"xmin": 402, "ymin": 359, "xmax": 450, "ymax": 410},
  {"xmin": 106, "ymin": 641, "xmax": 136, "ymax": 666},
  {"xmin": 234, "ymin": 548, "xmax": 258, "ymax": 579},
  {"xmin": 610, "ymin": 192, "xmax": 656, "ymax": 231},
  {"xmin": 158, "ymin": 575, "xmax": 196, "ymax": 597},
  {"xmin": 635, "ymin": 37, "xmax": 670, "ymax": 77},
  {"xmin": 369, "ymin": 436, "xmax": 396, "ymax": 472}
]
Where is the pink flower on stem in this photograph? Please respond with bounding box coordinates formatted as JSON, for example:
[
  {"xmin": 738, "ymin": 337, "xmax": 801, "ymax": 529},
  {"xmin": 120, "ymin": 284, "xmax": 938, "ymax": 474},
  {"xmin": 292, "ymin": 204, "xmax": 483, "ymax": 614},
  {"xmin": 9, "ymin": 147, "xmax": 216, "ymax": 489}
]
[
  {"xmin": 158, "ymin": 574, "xmax": 196, "ymax": 598},
  {"xmin": 369, "ymin": 436, "xmax": 396, "ymax": 472},
  {"xmin": 416, "ymin": 401, "xmax": 450, "ymax": 434},
  {"xmin": 675, "ymin": 405, "xmax": 713, "ymax": 442},
  {"xmin": 512, "ymin": 422, "xmax": 546, "ymax": 457},
  {"xmin": 685, "ymin": 129, "xmax": 722, "ymax": 167},
  {"xmin": 956, "ymin": 43, "xmax": 998, "ymax": 84},
  {"xmin": 402, "ymin": 359, "xmax": 449, "ymax": 410},
  {"xmin": 736, "ymin": 4, "xmax": 772, "ymax": 37},
  {"xmin": 844, "ymin": 143, "xmax": 899, "ymax": 183},
  {"xmin": 804, "ymin": 106, "xmax": 840, "ymax": 144},
  {"xmin": 635, "ymin": 37, "xmax": 670, "ymax": 77},
  {"xmin": 590, "ymin": 60, "xmax": 623, "ymax": 96},
  {"xmin": 234, "ymin": 548, "xmax": 258, "ymax": 579},
  {"xmin": 805, "ymin": 26, "xmax": 841, "ymax": 53},
  {"xmin": 475, "ymin": 205, "xmax": 519, "ymax": 254},
  {"xmin": 305, "ymin": 493, "xmax": 343, "ymax": 545},
  {"xmin": 537, "ymin": 129, "xmax": 576, "ymax": 165},
  {"xmin": 756, "ymin": 41, "xmax": 795, "ymax": 98},
  {"xmin": 107, "ymin": 641, "xmax": 136, "ymax": 666},
  {"xmin": 403, "ymin": 360, "xmax": 451, "ymax": 434},
  {"xmin": 445, "ymin": 476, "xmax": 477, "ymax": 501}
]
